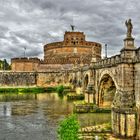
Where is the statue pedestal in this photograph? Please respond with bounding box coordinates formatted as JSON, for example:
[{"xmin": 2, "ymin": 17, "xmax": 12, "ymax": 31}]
[
  {"xmin": 123, "ymin": 37, "xmax": 135, "ymax": 49},
  {"xmin": 121, "ymin": 37, "xmax": 136, "ymax": 60}
]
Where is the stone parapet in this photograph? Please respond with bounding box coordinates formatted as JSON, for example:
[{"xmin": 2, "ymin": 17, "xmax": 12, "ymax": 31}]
[
  {"xmin": 93, "ymin": 55, "xmax": 121, "ymax": 69},
  {"xmin": 92, "ymin": 48, "xmax": 140, "ymax": 69},
  {"xmin": 11, "ymin": 57, "xmax": 40, "ymax": 63}
]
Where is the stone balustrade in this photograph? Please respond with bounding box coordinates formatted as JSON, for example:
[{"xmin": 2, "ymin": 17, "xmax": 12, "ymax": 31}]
[
  {"xmin": 93, "ymin": 55, "xmax": 121, "ymax": 68},
  {"xmin": 82, "ymin": 64, "xmax": 90, "ymax": 71},
  {"xmin": 92, "ymin": 49, "xmax": 139, "ymax": 69}
]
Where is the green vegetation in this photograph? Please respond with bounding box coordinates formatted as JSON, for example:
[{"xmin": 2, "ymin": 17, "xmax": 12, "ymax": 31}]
[
  {"xmin": 18, "ymin": 87, "xmax": 46, "ymax": 93},
  {"xmin": 56, "ymin": 85, "xmax": 64, "ymax": 98},
  {"xmin": 0, "ymin": 87, "xmax": 47, "ymax": 94},
  {"xmin": 0, "ymin": 85, "xmax": 70, "ymax": 94},
  {"xmin": 58, "ymin": 114, "xmax": 80, "ymax": 140},
  {"xmin": 44, "ymin": 86, "xmax": 57, "ymax": 93},
  {"xmin": 104, "ymin": 122, "xmax": 112, "ymax": 131},
  {"xmin": 46, "ymin": 85, "xmax": 70, "ymax": 94},
  {"xmin": 92, "ymin": 108, "xmax": 111, "ymax": 113},
  {"xmin": 0, "ymin": 88, "xmax": 18, "ymax": 93},
  {"xmin": 67, "ymin": 94, "xmax": 84, "ymax": 100},
  {"xmin": 0, "ymin": 59, "xmax": 11, "ymax": 70},
  {"xmin": 56, "ymin": 85, "xmax": 64, "ymax": 94},
  {"xmin": 74, "ymin": 101, "xmax": 97, "ymax": 106}
]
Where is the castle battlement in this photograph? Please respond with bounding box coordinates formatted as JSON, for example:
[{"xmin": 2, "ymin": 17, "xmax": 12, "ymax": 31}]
[{"xmin": 11, "ymin": 57, "xmax": 40, "ymax": 63}]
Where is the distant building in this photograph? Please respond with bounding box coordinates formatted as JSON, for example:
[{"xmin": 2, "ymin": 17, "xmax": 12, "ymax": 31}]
[{"xmin": 11, "ymin": 31, "xmax": 102, "ymax": 72}]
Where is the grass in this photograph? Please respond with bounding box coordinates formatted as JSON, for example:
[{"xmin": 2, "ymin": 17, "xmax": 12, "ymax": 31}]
[
  {"xmin": 0, "ymin": 85, "xmax": 71, "ymax": 101},
  {"xmin": 0, "ymin": 85, "xmax": 70, "ymax": 94},
  {"xmin": 67, "ymin": 94, "xmax": 84, "ymax": 100},
  {"xmin": 0, "ymin": 87, "xmax": 47, "ymax": 94}
]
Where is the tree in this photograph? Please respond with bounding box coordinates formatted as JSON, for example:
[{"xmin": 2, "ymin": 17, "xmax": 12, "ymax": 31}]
[
  {"xmin": 0, "ymin": 60, "xmax": 3, "ymax": 69},
  {"xmin": 56, "ymin": 85, "xmax": 64, "ymax": 94},
  {"xmin": 57, "ymin": 114, "xmax": 80, "ymax": 140},
  {"xmin": 0, "ymin": 59, "xmax": 11, "ymax": 70}
]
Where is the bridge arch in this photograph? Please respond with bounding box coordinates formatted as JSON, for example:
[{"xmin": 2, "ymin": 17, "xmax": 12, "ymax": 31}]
[
  {"xmin": 97, "ymin": 70, "xmax": 118, "ymax": 108},
  {"xmin": 98, "ymin": 70, "xmax": 118, "ymax": 89}
]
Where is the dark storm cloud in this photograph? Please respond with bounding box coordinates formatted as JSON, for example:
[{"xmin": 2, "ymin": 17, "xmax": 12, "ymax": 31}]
[{"xmin": 0, "ymin": 0, "xmax": 140, "ymax": 62}]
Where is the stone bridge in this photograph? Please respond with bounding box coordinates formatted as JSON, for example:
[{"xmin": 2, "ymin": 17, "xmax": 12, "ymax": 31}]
[{"xmin": 70, "ymin": 35, "xmax": 140, "ymax": 139}]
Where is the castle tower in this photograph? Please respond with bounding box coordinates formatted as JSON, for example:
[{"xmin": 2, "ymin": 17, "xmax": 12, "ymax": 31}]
[{"xmin": 44, "ymin": 29, "xmax": 102, "ymax": 65}]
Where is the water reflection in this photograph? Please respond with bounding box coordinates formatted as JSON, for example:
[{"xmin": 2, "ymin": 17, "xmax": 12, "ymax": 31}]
[
  {"xmin": 0, "ymin": 93, "xmax": 111, "ymax": 140},
  {"xmin": 0, "ymin": 93, "xmax": 36, "ymax": 101},
  {"xmin": 78, "ymin": 113, "xmax": 111, "ymax": 127},
  {"xmin": 0, "ymin": 103, "xmax": 11, "ymax": 116}
]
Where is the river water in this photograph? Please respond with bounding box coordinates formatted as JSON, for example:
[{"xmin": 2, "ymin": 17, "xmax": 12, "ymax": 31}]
[{"xmin": 0, "ymin": 93, "xmax": 110, "ymax": 140}]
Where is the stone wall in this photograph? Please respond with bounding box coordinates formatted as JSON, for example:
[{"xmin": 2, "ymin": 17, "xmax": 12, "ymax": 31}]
[
  {"xmin": 0, "ymin": 72, "xmax": 37, "ymax": 86},
  {"xmin": 36, "ymin": 72, "xmax": 65, "ymax": 87},
  {"xmin": 0, "ymin": 71, "xmax": 67, "ymax": 87}
]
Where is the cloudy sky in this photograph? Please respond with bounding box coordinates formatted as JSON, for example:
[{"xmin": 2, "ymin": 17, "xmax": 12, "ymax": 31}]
[{"xmin": 0, "ymin": 0, "xmax": 140, "ymax": 62}]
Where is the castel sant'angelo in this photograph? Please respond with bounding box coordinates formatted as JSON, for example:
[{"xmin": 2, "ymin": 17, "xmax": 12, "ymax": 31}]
[{"xmin": 11, "ymin": 27, "xmax": 102, "ymax": 72}]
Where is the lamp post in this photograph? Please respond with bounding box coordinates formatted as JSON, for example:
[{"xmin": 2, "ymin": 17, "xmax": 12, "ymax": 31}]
[
  {"xmin": 105, "ymin": 44, "xmax": 107, "ymax": 58},
  {"xmin": 24, "ymin": 47, "xmax": 26, "ymax": 58}
]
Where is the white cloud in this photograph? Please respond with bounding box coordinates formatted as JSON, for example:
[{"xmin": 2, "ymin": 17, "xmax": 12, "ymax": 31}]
[{"xmin": 0, "ymin": 0, "xmax": 140, "ymax": 62}]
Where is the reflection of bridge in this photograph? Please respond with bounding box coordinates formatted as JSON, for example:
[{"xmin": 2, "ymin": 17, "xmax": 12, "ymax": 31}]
[{"xmin": 70, "ymin": 32, "xmax": 140, "ymax": 138}]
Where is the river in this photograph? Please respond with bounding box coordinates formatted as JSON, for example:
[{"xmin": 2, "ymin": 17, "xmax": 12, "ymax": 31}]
[{"xmin": 0, "ymin": 93, "xmax": 110, "ymax": 140}]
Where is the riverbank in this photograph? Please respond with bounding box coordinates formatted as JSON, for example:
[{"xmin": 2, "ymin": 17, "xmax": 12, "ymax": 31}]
[
  {"xmin": 0, "ymin": 85, "xmax": 70, "ymax": 94},
  {"xmin": 79, "ymin": 123, "xmax": 111, "ymax": 139},
  {"xmin": 0, "ymin": 87, "xmax": 49, "ymax": 93},
  {"xmin": 74, "ymin": 101, "xmax": 111, "ymax": 113}
]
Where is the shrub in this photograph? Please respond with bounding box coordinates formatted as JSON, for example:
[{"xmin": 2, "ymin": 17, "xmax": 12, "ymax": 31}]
[
  {"xmin": 44, "ymin": 87, "xmax": 57, "ymax": 92},
  {"xmin": 56, "ymin": 85, "xmax": 64, "ymax": 94},
  {"xmin": 57, "ymin": 114, "xmax": 80, "ymax": 140}
]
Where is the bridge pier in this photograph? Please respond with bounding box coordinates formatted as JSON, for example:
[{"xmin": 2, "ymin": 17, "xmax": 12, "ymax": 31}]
[
  {"xmin": 112, "ymin": 89, "xmax": 136, "ymax": 138},
  {"xmin": 111, "ymin": 33, "xmax": 138, "ymax": 138},
  {"xmin": 112, "ymin": 108, "xmax": 136, "ymax": 138},
  {"xmin": 84, "ymin": 79, "xmax": 96, "ymax": 104},
  {"xmin": 85, "ymin": 91, "xmax": 94, "ymax": 103},
  {"xmin": 136, "ymin": 106, "xmax": 140, "ymax": 140}
]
